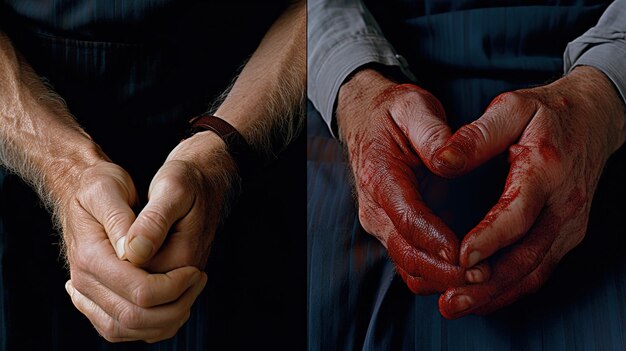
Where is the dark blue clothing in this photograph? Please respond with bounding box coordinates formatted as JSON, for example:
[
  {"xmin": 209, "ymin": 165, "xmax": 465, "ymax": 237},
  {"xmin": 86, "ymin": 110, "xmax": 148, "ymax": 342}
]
[
  {"xmin": 307, "ymin": 1, "xmax": 626, "ymax": 350},
  {"xmin": 0, "ymin": 1, "xmax": 305, "ymax": 350}
]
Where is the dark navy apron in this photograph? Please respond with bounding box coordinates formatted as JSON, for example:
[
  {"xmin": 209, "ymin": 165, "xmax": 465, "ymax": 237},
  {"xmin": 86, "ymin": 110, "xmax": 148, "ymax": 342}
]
[
  {"xmin": 308, "ymin": 1, "xmax": 626, "ymax": 349},
  {"xmin": 0, "ymin": 1, "xmax": 306, "ymax": 350}
]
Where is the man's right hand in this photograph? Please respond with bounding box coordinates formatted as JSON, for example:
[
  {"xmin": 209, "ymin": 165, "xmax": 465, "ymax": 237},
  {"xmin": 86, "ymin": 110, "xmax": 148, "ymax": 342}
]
[
  {"xmin": 336, "ymin": 68, "xmax": 488, "ymax": 293},
  {"xmin": 59, "ymin": 161, "xmax": 206, "ymax": 343}
]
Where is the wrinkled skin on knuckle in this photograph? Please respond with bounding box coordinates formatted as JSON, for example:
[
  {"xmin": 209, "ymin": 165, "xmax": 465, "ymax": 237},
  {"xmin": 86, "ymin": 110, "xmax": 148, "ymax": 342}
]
[
  {"xmin": 356, "ymin": 199, "xmax": 386, "ymax": 243},
  {"xmin": 99, "ymin": 318, "xmax": 123, "ymax": 343},
  {"xmin": 117, "ymin": 304, "xmax": 144, "ymax": 330},
  {"xmin": 69, "ymin": 272, "xmax": 91, "ymax": 296},
  {"xmin": 132, "ymin": 280, "xmax": 155, "ymax": 308},
  {"xmin": 72, "ymin": 243, "xmax": 99, "ymax": 274},
  {"xmin": 139, "ymin": 208, "xmax": 170, "ymax": 236}
]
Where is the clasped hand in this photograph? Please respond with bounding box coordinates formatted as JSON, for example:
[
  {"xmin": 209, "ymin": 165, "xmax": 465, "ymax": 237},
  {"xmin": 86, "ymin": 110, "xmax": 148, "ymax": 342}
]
[
  {"xmin": 337, "ymin": 66, "xmax": 626, "ymax": 319},
  {"xmin": 60, "ymin": 133, "xmax": 235, "ymax": 342}
]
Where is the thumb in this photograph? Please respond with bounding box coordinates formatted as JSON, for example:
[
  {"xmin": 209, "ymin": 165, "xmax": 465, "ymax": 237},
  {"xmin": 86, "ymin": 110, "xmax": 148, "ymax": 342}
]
[
  {"xmin": 78, "ymin": 166, "xmax": 138, "ymax": 260},
  {"xmin": 431, "ymin": 92, "xmax": 537, "ymax": 178},
  {"xmin": 391, "ymin": 84, "xmax": 452, "ymax": 170},
  {"xmin": 124, "ymin": 168, "xmax": 194, "ymax": 265}
]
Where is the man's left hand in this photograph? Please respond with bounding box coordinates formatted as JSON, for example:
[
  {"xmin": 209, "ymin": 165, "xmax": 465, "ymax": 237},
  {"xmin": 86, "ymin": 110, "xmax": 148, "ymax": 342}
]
[
  {"xmin": 431, "ymin": 66, "xmax": 626, "ymax": 318},
  {"xmin": 121, "ymin": 133, "xmax": 237, "ymax": 273}
]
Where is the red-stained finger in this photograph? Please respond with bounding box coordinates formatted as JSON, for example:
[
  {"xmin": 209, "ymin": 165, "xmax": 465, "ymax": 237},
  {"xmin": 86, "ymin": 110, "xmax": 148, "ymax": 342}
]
[
  {"xmin": 125, "ymin": 164, "xmax": 195, "ymax": 265},
  {"xmin": 387, "ymin": 233, "xmax": 465, "ymax": 290},
  {"xmin": 459, "ymin": 148, "xmax": 549, "ymax": 268},
  {"xmin": 373, "ymin": 156, "xmax": 460, "ymax": 264},
  {"xmin": 432, "ymin": 92, "xmax": 538, "ymax": 178},
  {"xmin": 396, "ymin": 266, "xmax": 439, "ymax": 295},
  {"xmin": 438, "ymin": 211, "xmax": 560, "ymax": 319},
  {"xmin": 471, "ymin": 253, "xmax": 557, "ymax": 315}
]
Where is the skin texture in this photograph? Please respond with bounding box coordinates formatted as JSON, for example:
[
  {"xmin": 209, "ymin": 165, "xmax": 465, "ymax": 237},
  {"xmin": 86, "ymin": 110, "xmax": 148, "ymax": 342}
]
[
  {"xmin": 433, "ymin": 66, "xmax": 626, "ymax": 318},
  {"xmin": 58, "ymin": 161, "xmax": 208, "ymax": 343},
  {"xmin": 339, "ymin": 65, "xmax": 626, "ymax": 318},
  {"xmin": 0, "ymin": 0, "xmax": 305, "ymax": 343},
  {"xmin": 336, "ymin": 69, "xmax": 490, "ymax": 294},
  {"xmin": 71, "ymin": 0, "xmax": 305, "ymax": 341}
]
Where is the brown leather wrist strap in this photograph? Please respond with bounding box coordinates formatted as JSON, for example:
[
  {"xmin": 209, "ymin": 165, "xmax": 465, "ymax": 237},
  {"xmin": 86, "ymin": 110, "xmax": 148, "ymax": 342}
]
[{"xmin": 187, "ymin": 114, "xmax": 257, "ymax": 177}]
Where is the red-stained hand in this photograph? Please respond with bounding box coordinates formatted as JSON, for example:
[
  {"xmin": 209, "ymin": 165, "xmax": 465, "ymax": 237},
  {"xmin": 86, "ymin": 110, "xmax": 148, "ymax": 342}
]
[
  {"xmin": 337, "ymin": 68, "xmax": 490, "ymax": 293},
  {"xmin": 433, "ymin": 66, "xmax": 626, "ymax": 318}
]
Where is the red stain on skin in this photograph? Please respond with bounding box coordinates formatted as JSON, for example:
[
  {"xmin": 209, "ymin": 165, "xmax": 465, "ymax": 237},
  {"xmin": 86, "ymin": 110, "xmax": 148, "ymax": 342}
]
[
  {"xmin": 433, "ymin": 125, "xmax": 480, "ymax": 177},
  {"xmin": 486, "ymin": 92, "xmax": 510, "ymax": 111},
  {"xmin": 536, "ymin": 137, "xmax": 561, "ymax": 163},
  {"xmin": 471, "ymin": 187, "xmax": 522, "ymax": 234}
]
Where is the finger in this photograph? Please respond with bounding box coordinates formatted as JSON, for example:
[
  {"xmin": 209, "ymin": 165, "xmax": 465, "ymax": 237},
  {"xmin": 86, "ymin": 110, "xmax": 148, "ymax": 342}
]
[
  {"xmin": 438, "ymin": 211, "xmax": 559, "ymax": 319},
  {"xmin": 387, "ymin": 233, "xmax": 465, "ymax": 289},
  {"xmin": 66, "ymin": 275, "xmax": 206, "ymax": 343},
  {"xmin": 374, "ymin": 159, "xmax": 460, "ymax": 263},
  {"xmin": 472, "ymin": 253, "xmax": 557, "ymax": 315},
  {"xmin": 75, "ymin": 241, "xmax": 202, "ymax": 307},
  {"xmin": 70, "ymin": 272, "xmax": 205, "ymax": 330},
  {"xmin": 396, "ymin": 266, "xmax": 439, "ymax": 295},
  {"xmin": 432, "ymin": 92, "xmax": 538, "ymax": 178},
  {"xmin": 80, "ymin": 175, "xmax": 138, "ymax": 260},
  {"xmin": 471, "ymin": 212, "xmax": 585, "ymax": 314},
  {"xmin": 65, "ymin": 281, "xmax": 137, "ymax": 343},
  {"xmin": 459, "ymin": 151, "xmax": 549, "ymax": 268},
  {"xmin": 125, "ymin": 166, "xmax": 195, "ymax": 265},
  {"xmin": 390, "ymin": 84, "xmax": 452, "ymax": 169},
  {"xmin": 464, "ymin": 262, "xmax": 492, "ymax": 284}
]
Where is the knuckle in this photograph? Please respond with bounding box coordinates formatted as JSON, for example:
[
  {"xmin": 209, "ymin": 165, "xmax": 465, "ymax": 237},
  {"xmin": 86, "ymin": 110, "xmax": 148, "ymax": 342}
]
[
  {"xmin": 73, "ymin": 247, "xmax": 96, "ymax": 272},
  {"xmin": 397, "ymin": 246, "xmax": 417, "ymax": 273},
  {"xmin": 465, "ymin": 120, "xmax": 491, "ymax": 148},
  {"xmin": 140, "ymin": 209, "xmax": 170, "ymax": 234},
  {"xmin": 513, "ymin": 247, "xmax": 541, "ymax": 270},
  {"xmin": 70, "ymin": 275, "xmax": 90, "ymax": 295},
  {"xmin": 132, "ymin": 282, "xmax": 155, "ymax": 308},
  {"xmin": 500, "ymin": 91, "xmax": 524, "ymax": 104},
  {"xmin": 156, "ymin": 173, "xmax": 190, "ymax": 200},
  {"xmin": 100, "ymin": 318, "xmax": 121, "ymax": 341},
  {"xmin": 118, "ymin": 306, "xmax": 144, "ymax": 329},
  {"xmin": 357, "ymin": 207, "xmax": 372, "ymax": 232}
]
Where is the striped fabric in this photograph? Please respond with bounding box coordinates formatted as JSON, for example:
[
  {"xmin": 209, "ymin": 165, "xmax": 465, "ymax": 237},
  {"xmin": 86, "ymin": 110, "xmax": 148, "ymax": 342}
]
[
  {"xmin": 0, "ymin": 1, "xmax": 305, "ymax": 350},
  {"xmin": 307, "ymin": 1, "xmax": 626, "ymax": 350}
]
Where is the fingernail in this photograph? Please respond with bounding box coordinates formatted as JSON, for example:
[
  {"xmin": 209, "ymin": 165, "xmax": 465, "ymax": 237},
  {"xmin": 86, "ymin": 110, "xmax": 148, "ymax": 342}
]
[
  {"xmin": 436, "ymin": 148, "xmax": 466, "ymax": 172},
  {"xmin": 467, "ymin": 251, "xmax": 481, "ymax": 267},
  {"xmin": 465, "ymin": 268, "xmax": 484, "ymax": 283},
  {"xmin": 439, "ymin": 249, "xmax": 451, "ymax": 263},
  {"xmin": 127, "ymin": 236, "xmax": 153, "ymax": 260},
  {"xmin": 65, "ymin": 281, "xmax": 73, "ymax": 295},
  {"xmin": 115, "ymin": 237, "xmax": 127, "ymax": 260},
  {"xmin": 449, "ymin": 294, "xmax": 474, "ymax": 314}
]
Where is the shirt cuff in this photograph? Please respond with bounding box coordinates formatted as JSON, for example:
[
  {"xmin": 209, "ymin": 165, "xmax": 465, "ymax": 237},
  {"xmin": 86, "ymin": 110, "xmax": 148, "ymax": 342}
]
[
  {"xmin": 308, "ymin": 35, "xmax": 414, "ymax": 138},
  {"xmin": 564, "ymin": 30, "xmax": 626, "ymax": 105}
]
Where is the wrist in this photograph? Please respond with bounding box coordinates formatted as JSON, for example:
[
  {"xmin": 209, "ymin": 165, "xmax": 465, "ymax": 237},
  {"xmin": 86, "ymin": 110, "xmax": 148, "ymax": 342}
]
[
  {"xmin": 336, "ymin": 68, "xmax": 395, "ymax": 142},
  {"xmin": 167, "ymin": 132, "xmax": 237, "ymax": 187},
  {"xmin": 46, "ymin": 140, "xmax": 109, "ymax": 212},
  {"xmin": 565, "ymin": 66, "xmax": 626, "ymax": 154}
]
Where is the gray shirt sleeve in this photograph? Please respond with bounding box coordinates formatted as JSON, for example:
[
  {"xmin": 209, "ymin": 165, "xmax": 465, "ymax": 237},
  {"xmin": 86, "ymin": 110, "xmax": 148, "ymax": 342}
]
[
  {"xmin": 564, "ymin": 0, "xmax": 626, "ymax": 104},
  {"xmin": 308, "ymin": 0, "xmax": 415, "ymax": 136}
]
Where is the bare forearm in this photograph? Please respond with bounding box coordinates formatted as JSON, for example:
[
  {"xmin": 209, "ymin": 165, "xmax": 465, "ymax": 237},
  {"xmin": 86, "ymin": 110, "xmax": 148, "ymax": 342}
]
[
  {"xmin": 0, "ymin": 32, "xmax": 105, "ymax": 210},
  {"xmin": 213, "ymin": 0, "xmax": 306, "ymax": 159}
]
